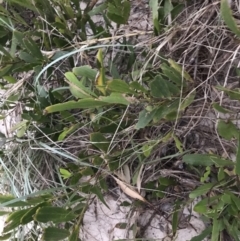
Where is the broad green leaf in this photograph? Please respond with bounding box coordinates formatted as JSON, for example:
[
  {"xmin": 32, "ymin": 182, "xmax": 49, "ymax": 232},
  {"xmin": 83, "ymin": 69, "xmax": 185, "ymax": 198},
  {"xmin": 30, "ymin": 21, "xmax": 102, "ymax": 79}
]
[
  {"xmin": 3, "ymin": 76, "xmax": 17, "ymax": 84},
  {"xmin": 4, "ymin": 208, "xmax": 32, "ymax": 233},
  {"xmin": 72, "ymin": 65, "xmax": 97, "ymax": 80},
  {"xmin": 129, "ymin": 81, "xmax": 148, "ymax": 93},
  {"xmin": 90, "ymin": 186, "xmax": 109, "ymax": 208},
  {"xmin": 60, "ymin": 168, "xmax": 72, "ymax": 179},
  {"xmin": 164, "ymin": 0, "xmax": 173, "ymax": 17},
  {"xmin": 90, "ymin": 132, "xmax": 109, "ymax": 153},
  {"xmin": 183, "ymin": 154, "xmax": 234, "ymax": 167},
  {"xmin": 135, "ymin": 109, "xmax": 157, "ymax": 130},
  {"xmin": 43, "ymin": 227, "xmax": 70, "ymax": 241},
  {"xmin": 194, "ymin": 196, "xmax": 219, "ymax": 214},
  {"xmin": 107, "ymin": 79, "xmax": 135, "ymax": 94},
  {"xmin": 21, "ymin": 202, "xmax": 49, "ymax": 225},
  {"xmin": 19, "ymin": 51, "xmax": 38, "ymax": 63},
  {"xmin": 0, "ymin": 65, "xmax": 12, "ymax": 77},
  {"xmin": 230, "ymin": 193, "xmax": 240, "ymax": 210},
  {"xmin": 80, "ymin": 167, "xmax": 94, "ymax": 176},
  {"xmin": 34, "ymin": 207, "xmax": 76, "ymax": 223},
  {"xmin": 153, "ymin": 99, "xmax": 182, "ymax": 122},
  {"xmin": 44, "ymin": 99, "xmax": 109, "ymax": 114},
  {"xmin": 149, "ymin": 0, "xmax": 160, "ymax": 33},
  {"xmin": 200, "ymin": 166, "xmax": 211, "ymax": 183},
  {"xmin": 189, "ymin": 183, "xmax": 214, "ymax": 198},
  {"xmin": 221, "ymin": 193, "xmax": 231, "ymax": 204},
  {"xmin": 236, "ymin": 132, "xmax": 240, "ymax": 176},
  {"xmin": 190, "ymin": 227, "xmax": 212, "ymax": 241},
  {"xmin": 99, "ymin": 93, "xmax": 130, "ymax": 105},
  {"xmin": 221, "ymin": 0, "xmax": 240, "ymax": 37},
  {"xmin": 215, "ymin": 85, "xmax": 240, "ymax": 100},
  {"xmin": 211, "ymin": 217, "xmax": 222, "ymax": 241},
  {"xmin": 217, "ymin": 120, "xmax": 239, "ymax": 140},
  {"xmin": 142, "ymin": 144, "xmax": 153, "ymax": 157},
  {"xmin": 17, "ymin": 125, "xmax": 27, "ymax": 138},
  {"xmin": 10, "ymin": 120, "xmax": 28, "ymax": 133},
  {"xmin": 107, "ymin": 0, "xmax": 130, "ymax": 24},
  {"xmin": 218, "ymin": 167, "xmax": 225, "ymax": 181},
  {"xmin": 168, "ymin": 59, "xmax": 193, "ymax": 82},
  {"xmin": 150, "ymin": 75, "xmax": 179, "ymax": 98},
  {"xmin": 161, "ymin": 63, "xmax": 185, "ymax": 87},
  {"xmin": 65, "ymin": 72, "xmax": 96, "ymax": 98},
  {"xmin": 180, "ymin": 91, "xmax": 196, "ymax": 110},
  {"xmin": 212, "ymin": 103, "xmax": 231, "ymax": 113},
  {"xmin": 23, "ymin": 38, "xmax": 43, "ymax": 60}
]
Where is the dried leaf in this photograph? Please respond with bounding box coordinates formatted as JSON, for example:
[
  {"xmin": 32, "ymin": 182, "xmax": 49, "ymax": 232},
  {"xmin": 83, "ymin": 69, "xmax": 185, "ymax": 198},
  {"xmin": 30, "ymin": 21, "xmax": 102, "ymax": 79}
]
[{"xmin": 113, "ymin": 176, "xmax": 147, "ymax": 203}]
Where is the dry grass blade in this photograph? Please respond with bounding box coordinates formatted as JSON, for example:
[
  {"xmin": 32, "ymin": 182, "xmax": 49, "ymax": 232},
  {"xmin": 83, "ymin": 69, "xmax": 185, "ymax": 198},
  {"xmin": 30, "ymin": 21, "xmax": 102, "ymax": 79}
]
[{"xmin": 113, "ymin": 176, "xmax": 148, "ymax": 203}]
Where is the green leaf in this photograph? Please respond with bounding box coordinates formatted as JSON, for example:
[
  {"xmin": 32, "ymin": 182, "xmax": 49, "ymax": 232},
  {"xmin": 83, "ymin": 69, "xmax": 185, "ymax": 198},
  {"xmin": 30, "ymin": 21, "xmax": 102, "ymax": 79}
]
[
  {"xmin": 215, "ymin": 85, "xmax": 240, "ymax": 100},
  {"xmin": 194, "ymin": 196, "xmax": 219, "ymax": 214},
  {"xmin": 43, "ymin": 227, "xmax": 70, "ymax": 241},
  {"xmin": 168, "ymin": 59, "xmax": 193, "ymax": 82},
  {"xmin": 23, "ymin": 38, "xmax": 43, "ymax": 60},
  {"xmin": 44, "ymin": 99, "xmax": 109, "ymax": 114},
  {"xmin": 69, "ymin": 224, "xmax": 80, "ymax": 241},
  {"xmin": 189, "ymin": 183, "xmax": 214, "ymax": 199},
  {"xmin": 99, "ymin": 93, "xmax": 130, "ymax": 105},
  {"xmin": 180, "ymin": 91, "xmax": 196, "ymax": 110},
  {"xmin": 72, "ymin": 65, "xmax": 97, "ymax": 80},
  {"xmin": 0, "ymin": 65, "xmax": 13, "ymax": 77},
  {"xmin": 142, "ymin": 144, "xmax": 153, "ymax": 157},
  {"xmin": 4, "ymin": 208, "xmax": 32, "ymax": 233},
  {"xmin": 19, "ymin": 51, "xmax": 38, "ymax": 63},
  {"xmin": 230, "ymin": 193, "xmax": 240, "ymax": 211},
  {"xmin": 90, "ymin": 132, "xmax": 109, "ymax": 153},
  {"xmin": 60, "ymin": 168, "xmax": 72, "ymax": 179},
  {"xmin": 34, "ymin": 207, "xmax": 77, "ymax": 223},
  {"xmin": 173, "ymin": 135, "xmax": 183, "ymax": 153},
  {"xmin": 149, "ymin": 0, "xmax": 160, "ymax": 33},
  {"xmin": 190, "ymin": 227, "xmax": 212, "ymax": 241},
  {"xmin": 65, "ymin": 72, "xmax": 96, "ymax": 98},
  {"xmin": 3, "ymin": 76, "xmax": 17, "ymax": 84},
  {"xmin": 211, "ymin": 217, "xmax": 222, "ymax": 241},
  {"xmin": 90, "ymin": 186, "xmax": 109, "ymax": 208},
  {"xmin": 183, "ymin": 154, "xmax": 234, "ymax": 167},
  {"xmin": 221, "ymin": 0, "xmax": 240, "ymax": 37},
  {"xmin": 135, "ymin": 109, "xmax": 157, "ymax": 130},
  {"xmin": 201, "ymin": 166, "xmax": 211, "ymax": 183},
  {"xmin": 217, "ymin": 120, "xmax": 239, "ymax": 140},
  {"xmin": 236, "ymin": 132, "xmax": 240, "ymax": 176},
  {"xmin": 212, "ymin": 103, "xmax": 231, "ymax": 113},
  {"xmin": 161, "ymin": 63, "xmax": 185, "ymax": 87},
  {"xmin": 21, "ymin": 202, "xmax": 49, "ymax": 225},
  {"xmin": 129, "ymin": 81, "xmax": 148, "ymax": 93},
  {"xmin": 81, "ymin": 167, "xmax": 94, "ymax": 176},
  {"xmin": 58, "ymin": 123, "xmax": 81, "ymax": 141},
  {"xmin": 150, "ymin": 75, "xmax": 179, "ymax": 98},
  {"xmin": 172, "ymin": 200, "xmax": 180, "ymax": 236},
  {"xmin": 10, "ymin": 120, "xmax": 28, "ymax": 133},
  {"xmin": 107, "ymin": 79, "xmax": 135, "ymax": 94},
  {"xmin": 107, "ymin": 0, "xmax": 131, "ymax": 24},
  {"xmin": 218, "ymin": 167, "xmax": 226, "ymax": 181}
]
